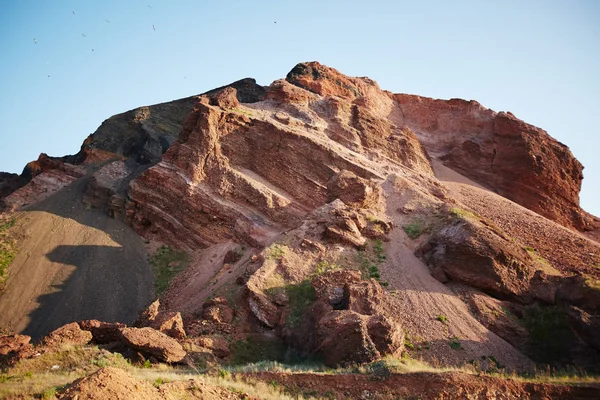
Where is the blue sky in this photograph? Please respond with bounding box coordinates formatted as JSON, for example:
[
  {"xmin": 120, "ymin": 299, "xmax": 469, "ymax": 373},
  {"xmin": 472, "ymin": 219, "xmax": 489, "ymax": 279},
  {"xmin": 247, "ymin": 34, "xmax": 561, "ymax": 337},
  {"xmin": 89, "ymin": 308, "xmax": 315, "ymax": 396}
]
[{"xmin": 1, "ymin": 0, "xmax": 598, "ymax": 215}]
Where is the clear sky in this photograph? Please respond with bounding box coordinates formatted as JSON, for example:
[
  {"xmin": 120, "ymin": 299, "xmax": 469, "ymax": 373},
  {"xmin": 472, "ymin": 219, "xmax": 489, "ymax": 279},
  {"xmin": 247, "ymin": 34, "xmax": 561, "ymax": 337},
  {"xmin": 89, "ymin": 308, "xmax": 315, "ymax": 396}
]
[{"xmin": 1, "ymin": 0, "xmax": 598, "ymax": 215}]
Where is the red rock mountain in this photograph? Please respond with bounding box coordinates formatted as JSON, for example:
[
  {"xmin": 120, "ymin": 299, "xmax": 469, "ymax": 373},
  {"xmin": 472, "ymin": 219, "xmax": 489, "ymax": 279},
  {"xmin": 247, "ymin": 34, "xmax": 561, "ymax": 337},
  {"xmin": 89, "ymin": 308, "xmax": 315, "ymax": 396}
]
[{"xmin": 1, "ymin": 62, "xmax": 600, "ymax": 392}]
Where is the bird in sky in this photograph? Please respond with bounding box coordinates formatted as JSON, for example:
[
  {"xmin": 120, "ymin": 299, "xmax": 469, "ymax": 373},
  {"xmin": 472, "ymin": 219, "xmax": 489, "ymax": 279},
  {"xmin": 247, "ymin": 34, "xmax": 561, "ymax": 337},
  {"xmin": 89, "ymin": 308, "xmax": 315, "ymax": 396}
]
[
  {"xmin": 72, "ymin": 11, "xmax": 75, "ymax": 15},
  {"xmin": 33, "ymin": 38, "xmax": 37, "ymax": 44},
  {"xmin": 105, "ymin": 19, "xmax": 110, "ymax": 23},
  {"xmin": 153, "ymin": 24, "xmax": 156, "ymax": 31},
  {"xmin": 82, "ymin": 33, "xmax": 87, "ymax": 37},
  {"xmin": 148, "ymin": 5, "xmax": 153, "ymax": 9}
]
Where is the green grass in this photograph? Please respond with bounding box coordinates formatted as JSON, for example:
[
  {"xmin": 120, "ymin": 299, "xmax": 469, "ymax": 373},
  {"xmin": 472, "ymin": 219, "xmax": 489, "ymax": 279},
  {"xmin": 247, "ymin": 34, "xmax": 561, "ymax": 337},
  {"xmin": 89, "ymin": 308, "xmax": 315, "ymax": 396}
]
[
  {"xmin": 356, "ymin": 240, "xmax": 387, "ymax": 283},
  {"xmin": 285, "ymin": 280, "xmax": 317, "ymax": 327},
  {"xmin": 450, "ymin": 207, "xmax": 480, "ymax": 220},
  {"xmin": 0, "ymin": 215, "xmax": 17, "ymax": 293},
  {"xmin": 521, "ymin": 305, "xmax": 575, "ymax": 365},
  {"xmin": 229, "ymin": 339, "xmax": 287, "ymax": 366},
  {"xmin": 436, "ymin": 315, "xmax": 448, "ymax": 324},
  {"xmin": 402, "ymin": 222, "xmax": 425, "ymax": 240},
  {"xmin": 149, "ymin": 245, "xmax": 189, "ymax": 294},
  {"xmin": 312, "ymin": 260, "xmax": 339, "ymax": 277},
  {"xmin": 448, "ymin": 336, "xmax": 462, "ymax": 350},
  {"xmin": 265, "ymin": 244, "xmax": 286, "ymax": 260}
]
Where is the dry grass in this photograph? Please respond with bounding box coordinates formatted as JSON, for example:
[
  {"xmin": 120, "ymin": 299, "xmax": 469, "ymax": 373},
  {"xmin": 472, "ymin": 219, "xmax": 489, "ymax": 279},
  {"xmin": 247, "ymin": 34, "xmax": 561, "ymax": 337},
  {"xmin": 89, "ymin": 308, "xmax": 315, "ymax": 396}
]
[{"xmin": 129, "ymin": 368, "xmax": 310, "ymax": 400}]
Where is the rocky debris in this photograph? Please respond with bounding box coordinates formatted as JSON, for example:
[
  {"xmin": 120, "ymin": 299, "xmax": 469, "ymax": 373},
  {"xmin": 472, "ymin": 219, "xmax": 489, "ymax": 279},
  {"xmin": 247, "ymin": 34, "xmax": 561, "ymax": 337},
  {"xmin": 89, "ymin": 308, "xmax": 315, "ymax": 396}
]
[
  {"xmin": 566, "ymin": 306, "xmax": 600, "ymax": 352},
  {"xmin": 135, "ymin": 299, "xmax": 161, "ymax": 327},
  {"xmin": 247, "ymin": 289, "xmax": 281, "ymax": 329},
  {"xmin": 420, "ymin": 214, "xmax": 537, "ymax": 300},
  {"xmin": 465, "ymin": 291, "xmax": 529, "ymax": 348},
  {"xmin": 0, "ymin": 334, "xmax": 31, "ymax": 355},
  {"xmin": 77, "ymin": 320, "xmax": 126, "ymax": 344},
  {"xmin": 183, "ymin": 335, "xmax": 230, "ymax": 358},
  {"xmin": 324, "ymin": 202, "xmax": 369, "ymax": 248},
  {"xmin": 289, "ymin": 270, "xmax": 404, "ymax": 367},
  {"xmin": 149, "ymin": 311, "xmax": 186, "ymax": 340},
  {"xmin": 327, "ymin": 170, "xmax": 382, "ymax": 209},
  {"xmin": 202, "ymin": 296, "xmax": 234, "ymax": 324},
  {"xmin": 0, "ymin": 334, "xmax": 33, "ymax": 367},
  {"xmin": 42, "ymin": 322, "xmax": 93, "ymax": 348},
  {"xmin": 119, "ymin": 327, "xmax": 186, "ymax": 363},
  {"xmin": 57, "ymin": 367, "xmax": 163, "ymax": 400}
]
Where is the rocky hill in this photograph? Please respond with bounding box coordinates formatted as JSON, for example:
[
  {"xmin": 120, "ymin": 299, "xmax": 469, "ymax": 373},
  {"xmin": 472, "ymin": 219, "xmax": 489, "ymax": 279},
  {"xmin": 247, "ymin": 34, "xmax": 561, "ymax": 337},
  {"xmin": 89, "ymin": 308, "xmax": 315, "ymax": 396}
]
[{"xmin": 1, "ymin": 62, "xmax": 599, "ymax": 399}]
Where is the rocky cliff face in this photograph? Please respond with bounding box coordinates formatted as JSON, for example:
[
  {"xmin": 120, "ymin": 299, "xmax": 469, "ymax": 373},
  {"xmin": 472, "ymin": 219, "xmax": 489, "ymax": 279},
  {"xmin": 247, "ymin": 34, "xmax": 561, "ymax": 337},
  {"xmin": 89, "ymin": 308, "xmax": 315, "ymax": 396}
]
[{"xmin": 393, "ymin": 94, "xmax": 593, "ymax": 231}]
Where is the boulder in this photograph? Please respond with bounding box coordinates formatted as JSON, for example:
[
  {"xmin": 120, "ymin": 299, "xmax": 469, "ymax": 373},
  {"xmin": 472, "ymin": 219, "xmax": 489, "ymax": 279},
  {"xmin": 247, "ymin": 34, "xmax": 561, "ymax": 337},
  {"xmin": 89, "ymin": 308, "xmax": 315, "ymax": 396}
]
[
  {"xmin": 566, "ymin": 306, "xmax": 600, "ymax": 352},
  {"xmin": 78, "ymin": 320, "xmax": 126, "ymax": 344},
  {"xmin": 326, "ymin": 170, "xmax": 381, "ymax": 209},
  {"xmin": 421, "ymin": 216, "xmax": 536, "ymax": 300},
  {"xmin": 183, "ymin": 335, "xmax": 230, "ymax": 358},
  {"xmin": 466, "ymin": 292, "xmax": 529, "ymax": 348},
  {"xmin": 42, "ymin": 322, "xmax": 92, "ymax": 348},
  {"xmin": 0, "ymin": 334, "xmax": 31, "ymax": 356},
  {"xmin": 0, "ymin": 334, "xmax": 33, "ymax": 367},
  {"xmin": 202, "ymin": 296, "xmax": 234, "ymax": 324},
  {"xmin": 135, "ymin": 299, "xmax": 161, "ymax": 327},
  {"xmin": 119, "ymin": 327, "xmax": 186, "ymax": 363},
  {"xmin": 150, "ymin": 311, "xmax": 186, "ymax": 340}
]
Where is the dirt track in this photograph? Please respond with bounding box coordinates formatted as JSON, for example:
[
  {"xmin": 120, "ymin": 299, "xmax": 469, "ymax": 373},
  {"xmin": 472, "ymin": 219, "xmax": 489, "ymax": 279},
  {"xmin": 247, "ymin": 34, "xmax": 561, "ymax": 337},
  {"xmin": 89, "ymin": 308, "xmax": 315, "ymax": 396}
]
[{"xmin": 0, "ymin": 174, "xmax": 154, "ymax": 340}]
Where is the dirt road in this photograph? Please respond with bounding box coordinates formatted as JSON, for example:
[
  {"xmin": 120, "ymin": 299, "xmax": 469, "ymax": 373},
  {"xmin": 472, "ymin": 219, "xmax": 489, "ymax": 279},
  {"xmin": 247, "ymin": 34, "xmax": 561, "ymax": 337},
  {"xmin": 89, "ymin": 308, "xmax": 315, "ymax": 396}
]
[{"xmin": 0, "ymin": 174, "xmax": 154, "ymax": 340}]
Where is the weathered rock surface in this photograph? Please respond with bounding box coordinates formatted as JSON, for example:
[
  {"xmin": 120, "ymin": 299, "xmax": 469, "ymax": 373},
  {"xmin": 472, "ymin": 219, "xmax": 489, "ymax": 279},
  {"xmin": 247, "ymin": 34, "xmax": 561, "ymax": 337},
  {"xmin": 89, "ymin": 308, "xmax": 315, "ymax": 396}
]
[
  {"xmin": 566, "ymin": 306, "xmax": 600, "ymax": 352},
  {"xmin": 133, "ymin": 299, "xmax": 186, "ymax": 340},
  {"xmin": 77, "ymin": 320, "xmax": 126, "ymax": 344},
  {"xmin": 183, "ymin": 335, "xmax": 231, "ymax": 358},
  {"xmin": 464, "ymin": 291, "xmax": 529, "ymax": 348},
  {"xmin": 292, "ymin": 270, "xmax": 404, "ymax": 367},
  {"xmin": 201, "ymin": 296, "xmax": 234, "ymax": 324},
  {"xmin": 42, "ymin": 322, "xmax": 93, "ymax": 348},
  {"xmin": 119, "ymin": 327, "xmax": 186, "ymax": 363},
  {"xmin": 394, "ymin": 94, "xmax": 594, "ymax": 231},
  {"xmin": 0, "ymin": 334, "xmax": 33, "ymax": 367},
  {"xmin": 420, "ymin": 214, "xmax": 537, "ymax": 300}
]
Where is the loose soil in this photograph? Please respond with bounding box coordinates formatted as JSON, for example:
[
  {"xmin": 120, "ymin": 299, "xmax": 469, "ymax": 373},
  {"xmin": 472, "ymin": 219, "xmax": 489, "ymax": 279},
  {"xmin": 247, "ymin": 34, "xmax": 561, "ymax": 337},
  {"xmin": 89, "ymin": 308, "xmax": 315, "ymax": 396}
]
[{"xmin": 0, "ymin": 173, "xmax": 154, "ymax": 340}]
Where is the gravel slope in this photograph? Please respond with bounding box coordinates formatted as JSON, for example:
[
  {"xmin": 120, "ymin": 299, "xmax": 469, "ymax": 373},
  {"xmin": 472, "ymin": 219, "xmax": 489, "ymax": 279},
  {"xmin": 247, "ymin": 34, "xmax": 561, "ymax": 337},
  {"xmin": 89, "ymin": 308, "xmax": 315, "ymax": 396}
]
[{"xmin": 0, "ymin": 174, "xmax": 154, "ymax": 340}]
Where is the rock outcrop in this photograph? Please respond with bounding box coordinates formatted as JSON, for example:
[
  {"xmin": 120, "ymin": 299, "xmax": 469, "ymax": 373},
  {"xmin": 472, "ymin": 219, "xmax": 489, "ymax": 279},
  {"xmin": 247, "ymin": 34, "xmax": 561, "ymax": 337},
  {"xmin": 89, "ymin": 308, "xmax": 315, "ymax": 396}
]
[
  {"xmin": 77, "ymin": 320, "xmax": 126, "ymax": 344},
  {"xmin": 288, "ymin": 270, "xmax": 405, "ymax": 367},
  {"xmin": 119, "ymin": 327, "xmax": 186, "ymax": 363},
  {"xmin": 42, "ymin": 322, "xmax": 93, "ymax": 348},
  {"xmin": 393, "ymin": 94, "xmax": 594, "ymax": 231}
]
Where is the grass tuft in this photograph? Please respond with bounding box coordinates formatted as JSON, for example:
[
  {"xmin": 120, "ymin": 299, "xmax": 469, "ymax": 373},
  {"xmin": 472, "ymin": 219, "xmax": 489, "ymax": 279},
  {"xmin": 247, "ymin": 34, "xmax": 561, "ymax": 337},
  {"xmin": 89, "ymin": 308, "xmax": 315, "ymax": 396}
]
[{"xmin": 149, "ymin": 245, "xmax": 189, "ymax": 294}]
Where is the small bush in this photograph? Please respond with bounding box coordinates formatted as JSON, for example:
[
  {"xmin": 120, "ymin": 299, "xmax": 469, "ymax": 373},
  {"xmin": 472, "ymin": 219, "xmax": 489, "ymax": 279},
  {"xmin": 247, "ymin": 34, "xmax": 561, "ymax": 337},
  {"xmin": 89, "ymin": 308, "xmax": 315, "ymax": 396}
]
[
  {"xmin": 449, "ymin": 336, "xmax": 461, "ymax": 350},
  {"xmin": 402, "ymin": 222, "xmax": 424, "ymax": 240},
  {"xmin": 436, "ymin": 315, "xmax": 448, "ymax": 324}
]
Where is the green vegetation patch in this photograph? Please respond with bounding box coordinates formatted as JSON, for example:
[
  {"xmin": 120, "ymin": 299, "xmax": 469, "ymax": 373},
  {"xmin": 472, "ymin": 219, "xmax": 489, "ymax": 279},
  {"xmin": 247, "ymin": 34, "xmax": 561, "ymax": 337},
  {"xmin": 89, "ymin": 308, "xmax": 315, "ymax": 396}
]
[
  {"xmin": 230, "ymin": 338, "xmax": 287, "ymax": 365},
  {"xmin": 150, "ymin": 245, "xmax": 189, "ymax": 294},
  {"xmin": 0, "ymin": 215, "xmax": 17, "ymax": 292},
  {"xmin": 521, "ymin": 305, "xmax": 575, "ymax": 365},
  {"xmin": 356, "ymin": 240, "xmax": 388, "ymax": 285},
  {"xmin": 402, "ymin": 221, "xmax": 426, "ymax": 240},
  {"xmin": 285, "ymin": 280, "xmax": 317, "ymax": 327}
]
